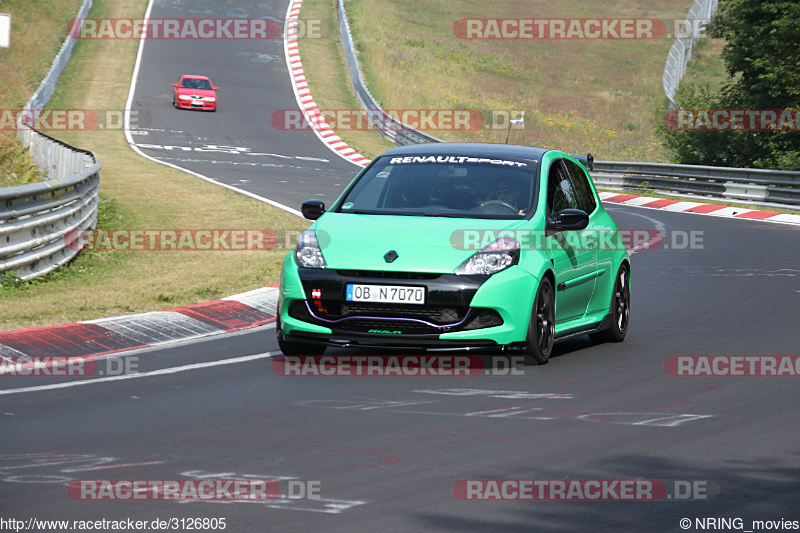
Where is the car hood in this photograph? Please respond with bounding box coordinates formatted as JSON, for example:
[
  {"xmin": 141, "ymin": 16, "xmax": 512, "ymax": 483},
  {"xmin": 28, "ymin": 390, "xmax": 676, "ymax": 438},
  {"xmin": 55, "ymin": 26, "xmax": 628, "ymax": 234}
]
[{"xmin": 313, "ymin": 213, "xmax": 528, "ymax": 273}]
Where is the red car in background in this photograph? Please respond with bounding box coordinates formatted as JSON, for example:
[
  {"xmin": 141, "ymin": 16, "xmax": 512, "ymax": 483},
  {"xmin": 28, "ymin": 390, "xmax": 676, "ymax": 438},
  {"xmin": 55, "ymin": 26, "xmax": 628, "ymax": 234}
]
[{"xmin": 172, "ymin": 75, "xmax": 219, "ymax": 111}]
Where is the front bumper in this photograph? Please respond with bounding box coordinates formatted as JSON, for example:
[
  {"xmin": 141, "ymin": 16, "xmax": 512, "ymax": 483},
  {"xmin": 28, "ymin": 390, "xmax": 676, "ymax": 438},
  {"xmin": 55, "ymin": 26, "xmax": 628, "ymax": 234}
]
[
  {"xmin": 278, "ymin": 254, "xmax": 538, "ymax": 349},
  {"xmin": 176, "ymin": 98, "xmax": 216, "ymax": 110}
]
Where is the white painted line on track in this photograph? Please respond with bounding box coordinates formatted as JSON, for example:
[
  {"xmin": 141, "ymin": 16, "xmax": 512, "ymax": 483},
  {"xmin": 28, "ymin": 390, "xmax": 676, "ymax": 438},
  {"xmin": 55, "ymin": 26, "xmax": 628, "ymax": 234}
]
[
  {"xmin": 0, "ymin": 351, "xmax": 280, "ymax": 396},
  {"xmin": 614, "ymin": 209, "xmax": 667, "ymax": 255},
  {"xmin": 122, "ymin": 0, "xmax": 303, "ymax": 219}
]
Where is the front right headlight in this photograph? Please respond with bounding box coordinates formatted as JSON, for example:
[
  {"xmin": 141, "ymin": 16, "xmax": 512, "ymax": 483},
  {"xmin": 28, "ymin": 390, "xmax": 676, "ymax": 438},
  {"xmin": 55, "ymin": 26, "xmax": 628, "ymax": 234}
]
[
  {"xmin": 455, "ymin": 237, "xmax": 519, "ymax": 275},
  {"xmin": 295, "ymin": 230, "xmax": 327, "ymax": 269}
]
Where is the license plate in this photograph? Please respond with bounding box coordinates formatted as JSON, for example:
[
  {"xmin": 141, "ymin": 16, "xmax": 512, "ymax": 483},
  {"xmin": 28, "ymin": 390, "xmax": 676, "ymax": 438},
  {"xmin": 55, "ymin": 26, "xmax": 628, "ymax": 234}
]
[
  {"xmin": 191, "ymin": 101, "xmax": 204, "ymax": 106},
  {"xmin": 345, "ymin": 284, "xmax": 425, "ymax": 305}
]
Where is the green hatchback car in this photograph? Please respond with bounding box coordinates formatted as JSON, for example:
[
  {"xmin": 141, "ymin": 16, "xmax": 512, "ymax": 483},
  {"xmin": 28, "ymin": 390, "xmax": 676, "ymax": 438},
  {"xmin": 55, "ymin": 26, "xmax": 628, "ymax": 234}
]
[{"xmin": 277, "ymin": 143, "xmax": 630, "ymax": 364}]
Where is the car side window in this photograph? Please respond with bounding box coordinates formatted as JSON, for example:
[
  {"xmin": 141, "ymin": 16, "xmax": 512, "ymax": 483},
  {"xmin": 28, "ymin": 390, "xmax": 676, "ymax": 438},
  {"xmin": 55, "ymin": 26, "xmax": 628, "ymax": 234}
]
[
  {"xmin": 564, "ymin": 159, "xmax": 597, "ymax": 214},
  {"xmin": 546, "ymin": 160, "xmax": 578, "ymax": 217}
]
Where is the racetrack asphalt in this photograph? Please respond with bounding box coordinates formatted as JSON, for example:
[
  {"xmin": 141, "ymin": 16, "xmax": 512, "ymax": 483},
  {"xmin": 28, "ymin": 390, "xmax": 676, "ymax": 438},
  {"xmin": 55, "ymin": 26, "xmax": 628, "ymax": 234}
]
[
  {"xmin": 3, "ymin": 205, "xmax": 799, "ymax": 531},
  {"xmin": 1, "ymin": 0, "xmax": 798, "ymax": 530}
]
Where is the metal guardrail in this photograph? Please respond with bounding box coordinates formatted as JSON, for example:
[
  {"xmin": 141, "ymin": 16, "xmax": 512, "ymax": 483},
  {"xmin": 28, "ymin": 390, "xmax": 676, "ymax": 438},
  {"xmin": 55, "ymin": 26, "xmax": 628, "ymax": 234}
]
[
  {"xmin": 662, "ymin": 0, "xmax": 718, "ymax": 107},
  {"xmin": 1, "ymin": 0, "xmax": 99, "ymax": 281},
  {"xmin": 337, "ymin": 0, "xmax": 442, "ymax": 145},
  {"xmin": 1, "ymin": 127, "xmax": 100, "ymax": 281},
  {"xmin": 591, "ymin": 161, "xmax": 800, "ymax": 208},
  {"xmin": 336, "ymin": 0, "xmax": 798, "ymax": 209}
]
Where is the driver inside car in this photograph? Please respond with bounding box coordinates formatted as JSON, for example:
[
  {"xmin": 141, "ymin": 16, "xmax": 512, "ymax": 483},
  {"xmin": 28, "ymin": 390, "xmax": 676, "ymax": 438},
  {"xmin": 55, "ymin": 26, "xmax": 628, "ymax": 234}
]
[{"xmin": 481, "ymin": 177, "xmax": 526, "ymax": 216}]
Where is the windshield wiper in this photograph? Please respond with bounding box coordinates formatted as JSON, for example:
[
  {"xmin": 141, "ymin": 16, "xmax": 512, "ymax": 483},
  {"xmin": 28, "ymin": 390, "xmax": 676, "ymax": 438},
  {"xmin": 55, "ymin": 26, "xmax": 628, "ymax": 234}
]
[
  {"xmin": 422, "ymin": 212, "xmax": 462, "ymax": 218},
  {"xmin": 346, "ymin": 210, "xmax": 462, "ymax": 218}
]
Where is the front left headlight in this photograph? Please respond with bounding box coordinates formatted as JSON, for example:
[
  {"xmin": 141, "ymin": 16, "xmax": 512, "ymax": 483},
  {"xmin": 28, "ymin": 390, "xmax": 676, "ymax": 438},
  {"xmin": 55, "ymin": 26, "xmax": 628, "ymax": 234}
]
[
  {"xmin": 295, "ymin": 230, "xmax": 327, "ymax": 269},
  {"xmin": 455, "ymin": 237, "xmax": 519, "ymax": 275}
]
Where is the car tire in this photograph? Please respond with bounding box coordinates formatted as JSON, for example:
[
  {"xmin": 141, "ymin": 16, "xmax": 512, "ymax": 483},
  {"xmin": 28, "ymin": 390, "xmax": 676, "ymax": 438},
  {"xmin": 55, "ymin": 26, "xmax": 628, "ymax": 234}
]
[
  {"xmin": 276, "ymin": 311, "xmax": 326, "ymax": 355},
  {"xmin": 589, "ymin": 264, "xmax": 630, "ymax": 344},
  {"xmin": 524, "ymin": 277, "xmax": 555, "ymax": 365}
]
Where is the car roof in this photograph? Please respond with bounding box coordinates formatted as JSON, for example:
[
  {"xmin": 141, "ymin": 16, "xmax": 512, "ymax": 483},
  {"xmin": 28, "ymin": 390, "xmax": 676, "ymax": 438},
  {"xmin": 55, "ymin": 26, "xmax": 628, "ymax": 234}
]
[{"xmin": 379, "ymin": 142, "xmax": 550, "ymax": 161}]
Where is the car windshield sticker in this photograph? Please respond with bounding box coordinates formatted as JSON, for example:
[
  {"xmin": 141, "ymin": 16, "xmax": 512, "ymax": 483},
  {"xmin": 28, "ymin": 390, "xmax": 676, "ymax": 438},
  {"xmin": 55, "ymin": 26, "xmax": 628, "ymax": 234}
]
[
  {"xmin": 342, "ymin": 202, "xmax": 354, "ymax": 210},
  {"xmin": 388, "ymin": 156, "xmax": 530, "ymax": 167}
]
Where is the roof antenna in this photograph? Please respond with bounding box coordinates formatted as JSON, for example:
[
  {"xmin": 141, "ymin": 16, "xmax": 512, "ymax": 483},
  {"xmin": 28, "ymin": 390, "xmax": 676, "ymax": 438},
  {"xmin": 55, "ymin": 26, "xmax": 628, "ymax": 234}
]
[{"xmin": 505, "ymin": 111, "xmax": 525, "ymax": 144}]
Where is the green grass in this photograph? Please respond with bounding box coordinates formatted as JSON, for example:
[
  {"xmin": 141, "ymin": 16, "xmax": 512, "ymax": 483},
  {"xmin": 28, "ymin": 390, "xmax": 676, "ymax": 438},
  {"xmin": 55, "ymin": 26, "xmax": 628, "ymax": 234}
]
[
  {"xmin": 0, "ymin": 130, "xmax": 41, "ymax": 186},
  {"xmin": 339, "ymin": 0, "xmax": 696, "ymax": 161},
  {"xmin": 0, "ymin": 0, "xmax": 84, "ymax": 186},
  {"xmin": 0, "ymin": 0, "xmax": 85, "ymax": 110},
  {"xmin": 679, "ymin": 35, "xmax": 729, "ymax": 91}
]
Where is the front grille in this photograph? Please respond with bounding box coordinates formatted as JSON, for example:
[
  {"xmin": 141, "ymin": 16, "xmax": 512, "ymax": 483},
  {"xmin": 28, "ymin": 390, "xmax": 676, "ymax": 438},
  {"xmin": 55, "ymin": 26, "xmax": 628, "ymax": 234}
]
[
  {"xmin": 333, "ymin": 318, "xmax": 448, "ymax": 334},
  {"xmin": 336, "ymin": 270, "xmax": 441, "ymax": 280},
  {"xmin": 340, "ymin": 303, "xmax": 461, "ymax": 324}
]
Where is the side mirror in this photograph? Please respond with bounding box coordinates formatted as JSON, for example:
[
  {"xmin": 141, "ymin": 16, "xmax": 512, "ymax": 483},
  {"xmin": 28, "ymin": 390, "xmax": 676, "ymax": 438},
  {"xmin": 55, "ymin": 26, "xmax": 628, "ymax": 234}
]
[
  {"xmin": 173, "ymin": 84, "xmax": 178, "ymax": 88},
  {"xmin": 214, "ymin": 87, "xmax": 220, "ymax": 91},
  {"xmin": 547, "ymin": 209, "xmax": 589, "ymax": 231},
  {"xmin": 301, "ymin": 199, "xmax": 325, "ymax": 220}
]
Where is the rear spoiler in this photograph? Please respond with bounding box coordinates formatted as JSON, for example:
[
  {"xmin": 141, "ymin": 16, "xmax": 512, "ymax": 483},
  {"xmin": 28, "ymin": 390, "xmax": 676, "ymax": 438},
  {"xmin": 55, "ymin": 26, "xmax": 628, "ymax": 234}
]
[{"xmin": 571, "ymin": 153, "xmax": 594, "ymax": 171}]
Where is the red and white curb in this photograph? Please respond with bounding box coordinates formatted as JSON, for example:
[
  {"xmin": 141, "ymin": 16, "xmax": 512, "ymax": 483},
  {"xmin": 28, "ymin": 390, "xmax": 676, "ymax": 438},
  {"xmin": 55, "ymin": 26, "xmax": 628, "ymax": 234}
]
[
  {"xmin": 284, "ymin": 0, "xmax": 370, "ymax": 167},
  {"xmin": 598, "ymin": 191, "xmax": 800, "ymax": 225},
  {"xmin": 0, "ymin": 287, "xmax": 279, "ymax": 366}
]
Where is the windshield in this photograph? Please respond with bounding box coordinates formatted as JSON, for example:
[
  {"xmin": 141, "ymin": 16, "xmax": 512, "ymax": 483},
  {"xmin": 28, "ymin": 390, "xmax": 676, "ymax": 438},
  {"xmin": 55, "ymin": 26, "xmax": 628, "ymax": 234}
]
[
  {"xmin": 336, "ymin": 155, "xmax": 538, "ymax": 219},
  {"xmin": 180, "ymin": 78, "xmax": 213, "ymax": 90}
]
